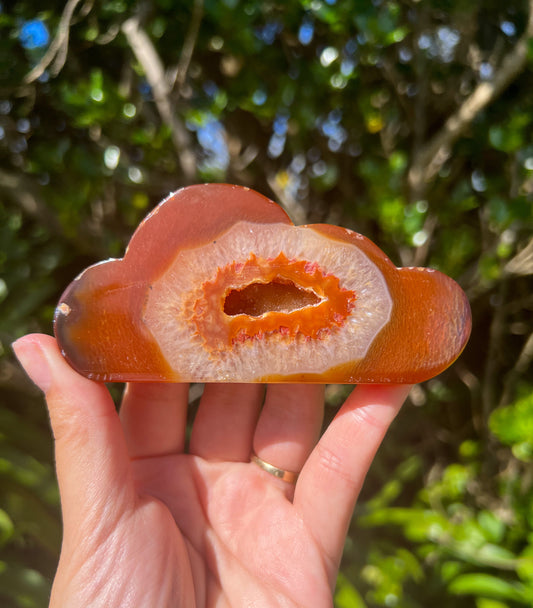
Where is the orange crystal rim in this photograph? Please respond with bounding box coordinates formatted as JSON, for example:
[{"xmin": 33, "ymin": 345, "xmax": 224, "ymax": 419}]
[{"xmin": 191, "ymin": 252, "xmax": 357, "ymax": 351}]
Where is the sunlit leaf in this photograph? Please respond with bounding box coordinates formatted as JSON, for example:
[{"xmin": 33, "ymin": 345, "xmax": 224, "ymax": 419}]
[
  {"xmin": 448, "ymin": 573, "xmax": 527, "ymax": 602},
  {"xmin": 335, "ymin": 574, "xmax": 367, "ymax": 608},
  {"xmin": 490, "ymin": 392, "xmax": 533, "ymax": 461}
]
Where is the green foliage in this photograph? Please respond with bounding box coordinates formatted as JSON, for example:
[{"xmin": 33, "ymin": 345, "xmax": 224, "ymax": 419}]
[
  {"xmin": 1, "ymin": 0, "xmax": 532, "ymax": 605},
  {"xmin": 490, "ymin": 389, "xmax": 533, "ymax": 461},
  {"xmin": 335, "ymin": 573, "xmax": 367, "ymax": 608},
  {"xmin": 0, "ymin": 391, "xmax": 59, "ymax": 608},
  {"xmin": 344, "ymin": 428, "xmax": 533, "ymax": 607}
]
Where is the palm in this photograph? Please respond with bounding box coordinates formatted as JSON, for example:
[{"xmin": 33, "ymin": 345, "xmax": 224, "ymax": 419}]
[{"xmin": 127, "ymin": 454, "xmax": 332, "ymax": 606}]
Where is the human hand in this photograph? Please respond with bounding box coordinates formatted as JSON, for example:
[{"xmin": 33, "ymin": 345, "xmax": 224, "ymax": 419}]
[{"xmin": 13, "ymin": 333, "xmax": 411, "ymax": 608}]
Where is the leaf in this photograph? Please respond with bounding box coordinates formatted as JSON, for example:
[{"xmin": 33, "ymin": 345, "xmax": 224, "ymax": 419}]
[
  {"xmin": 0, "ymin": 509, "xmax": 14, "ymax": 546},
  {"xmin": 449, "ymin": 573, "xmax": 527, "ymax": 602},
  {"xmin": 476, "ymin": 599, "xmax": 512, "ymax": 608},
  {"xmin": 488, "ymin": 125, "xmax": 523, "ymax": 152},
  {"xmin": 335, "ymin": 573, "xmax": 367, "ymax": 608},
  {"xmin": 0, "ymin": 563, "xmax": 51, "ymax": 608},
  {"xmin": 517, "ymin": 545, "xmax": 533, "ymax": 582},
  {"xmin": 478, "ymin": 510, "xmax": 505, "ymax": 544},
  {"xmin": 490, "ymin": 392, "xmax": 533, "ymax": 461}
]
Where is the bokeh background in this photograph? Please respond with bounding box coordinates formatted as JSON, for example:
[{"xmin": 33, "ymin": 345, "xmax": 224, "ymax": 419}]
[{"xmin": 1, "ymin": 1, "xmax": 533, "ymax": 606}]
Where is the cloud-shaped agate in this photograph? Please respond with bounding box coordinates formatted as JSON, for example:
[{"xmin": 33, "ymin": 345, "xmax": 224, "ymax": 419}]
[{"xmin": 54, "ymin": 184, "xmax": 471, "ymax": 383}]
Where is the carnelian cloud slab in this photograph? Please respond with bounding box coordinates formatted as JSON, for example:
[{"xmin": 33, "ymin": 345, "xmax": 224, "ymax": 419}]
[{"xmin": 54, "ymin": 184, "xmax": 471, "ymax": 383}]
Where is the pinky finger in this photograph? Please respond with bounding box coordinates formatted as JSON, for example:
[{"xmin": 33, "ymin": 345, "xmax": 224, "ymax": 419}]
[{"xmin": 293, "ymin": 384, "xmax": 411, "ymax": 585}]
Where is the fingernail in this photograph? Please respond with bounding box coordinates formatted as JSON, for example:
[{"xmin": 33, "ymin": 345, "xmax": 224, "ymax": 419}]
[{"xmin": 12, "ymin": 338, "xmax": 52, "ymax": 394}]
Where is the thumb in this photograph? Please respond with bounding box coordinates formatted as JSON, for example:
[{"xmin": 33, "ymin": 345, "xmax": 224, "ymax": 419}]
[{"xmin": 13, "ymin": 334, "xmax": 134, "ymax": 536}]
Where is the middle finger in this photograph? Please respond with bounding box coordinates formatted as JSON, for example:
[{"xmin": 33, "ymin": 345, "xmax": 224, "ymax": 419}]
[{"xmin": 120, "ymin": 382, "xmax": 190, "ymax": 459}]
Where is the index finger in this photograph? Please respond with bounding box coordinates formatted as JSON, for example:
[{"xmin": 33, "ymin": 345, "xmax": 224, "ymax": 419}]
[{"xmin": 293, "ymin": 384, "xmax": 411, "ymax": 585}]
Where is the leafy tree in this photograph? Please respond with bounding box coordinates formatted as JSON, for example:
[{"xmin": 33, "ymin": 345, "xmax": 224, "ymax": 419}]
[{"xmin": 0, "ymin": 0, "xmax": 532, "ymax": 606}]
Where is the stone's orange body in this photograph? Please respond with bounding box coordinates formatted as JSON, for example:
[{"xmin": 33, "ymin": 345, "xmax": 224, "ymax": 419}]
[{"xmin": 54, "ymin": 184, "xmax": 471, "ymax": 383}]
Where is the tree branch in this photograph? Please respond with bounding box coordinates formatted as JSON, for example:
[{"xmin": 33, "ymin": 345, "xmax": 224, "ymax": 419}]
[
  {"xmin": 505, "ymin": 236, "xmax": 533, "ymax": 276},
  {"xmin": 408, "ymin": 0, "xmax": 533, "ymax": 195},
  {"xmin": 122, "ymin": 15, "xmax": 197, "ymax": 182},
  {"xmin": 24, "ymin": 0, "xmax": 86, "ymax": 83},
  {"xmin": 500, "ymin": 332, "xmax": 533, "ymax": 406},
  {"xmin": 167, "ymin": 0, "xmax": 204, "ymax": 94}
]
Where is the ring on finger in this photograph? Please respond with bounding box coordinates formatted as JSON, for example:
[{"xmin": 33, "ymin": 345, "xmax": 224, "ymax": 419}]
[{"xmin": 250, "ymin": 452, "xmax": 299, "ymax": 484}]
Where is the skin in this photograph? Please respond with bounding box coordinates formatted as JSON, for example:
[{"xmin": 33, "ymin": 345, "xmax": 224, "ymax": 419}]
[{"xmin": 13, "ymin": 333, "xmax": 411, "ymax": 608}]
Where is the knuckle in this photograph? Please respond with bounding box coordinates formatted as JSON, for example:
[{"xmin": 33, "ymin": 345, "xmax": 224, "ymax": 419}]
[{"xmin": 314, "ymin": 443, "xmax": 359, "ymax": 492}]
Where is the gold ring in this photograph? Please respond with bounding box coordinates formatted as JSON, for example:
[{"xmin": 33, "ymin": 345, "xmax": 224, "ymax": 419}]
[{"xmin": 250, "ymin": 452, "xmax": 299, "ymax": 484}]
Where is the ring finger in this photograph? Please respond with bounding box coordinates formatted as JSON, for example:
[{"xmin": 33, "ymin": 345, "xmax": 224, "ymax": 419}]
[{"xmin": 252, "ymin": 384, "xmax": 324, "ymax": 492}]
